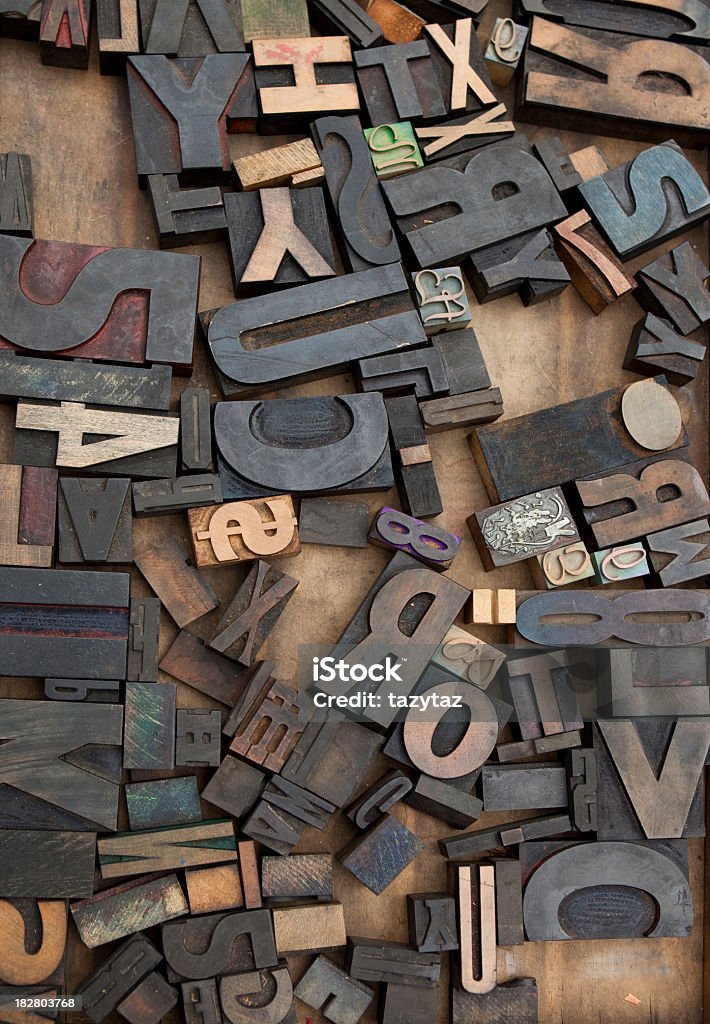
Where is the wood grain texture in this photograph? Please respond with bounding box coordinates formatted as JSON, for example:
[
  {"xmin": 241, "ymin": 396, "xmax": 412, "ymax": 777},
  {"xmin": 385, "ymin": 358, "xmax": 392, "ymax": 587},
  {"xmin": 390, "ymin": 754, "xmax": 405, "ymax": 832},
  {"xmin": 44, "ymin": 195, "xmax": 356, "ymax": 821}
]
[
  {"xmin": 273, "ymin": 903, "xmax": 346, "ymax": 955},
  {"xmin": 98, "ymin": 819, "xmax": 237, "ymax": 878},
  {"xmin": 135, "ymin": 535, "xmax": 219, "ymax": 628},
  {"xmin": 125, "ymin": 777, "xmax": 202, "ymax": 830},
  {"xmin": 159, "ymin": 629, "xmax": 252, "ymax": 704},
  {"xmin": 0, "ymin": 464, "xmax": 55, "ymax": 567},
  {"xmin": 71, "ymin": 874, "xmax": 188, "ymax": 948}
]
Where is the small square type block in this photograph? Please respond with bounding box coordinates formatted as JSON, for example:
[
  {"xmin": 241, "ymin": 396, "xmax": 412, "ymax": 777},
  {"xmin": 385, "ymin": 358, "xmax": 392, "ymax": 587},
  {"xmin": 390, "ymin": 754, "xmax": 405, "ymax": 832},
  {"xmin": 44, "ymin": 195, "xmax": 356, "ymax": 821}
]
[
  {"xmin": 412, "ymin": 267, "xmax": 471, "ymax": 335},
  {"xmin": 484, "ymin": 18, "xmax": 528, "ymax": 86},
  {"xmin": 591, "ymin": 543, "xmax": 650, "ymax": 584},
  {"xmin": 364, "ymin": 122, "xmax": 423, "ymax": 179}
]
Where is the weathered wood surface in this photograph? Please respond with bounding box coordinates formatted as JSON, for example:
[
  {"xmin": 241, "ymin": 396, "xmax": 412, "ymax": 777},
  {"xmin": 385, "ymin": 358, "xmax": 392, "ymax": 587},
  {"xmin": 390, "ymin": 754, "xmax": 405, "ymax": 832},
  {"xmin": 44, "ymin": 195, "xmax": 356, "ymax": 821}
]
[{"xmin": 0, "ymin": 10, "xmax": 708, "ymax": 1024}]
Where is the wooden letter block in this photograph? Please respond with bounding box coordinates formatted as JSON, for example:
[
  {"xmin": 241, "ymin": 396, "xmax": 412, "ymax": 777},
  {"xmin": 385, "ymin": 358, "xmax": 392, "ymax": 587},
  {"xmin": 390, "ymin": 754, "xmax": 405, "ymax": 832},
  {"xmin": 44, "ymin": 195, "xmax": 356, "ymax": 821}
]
[
  {"xmin": 0, "ymin": 0, "xmax": 41, "ymax": 39},
  {"xmin": 360, "ymin": 328, "xmax": 491, "ymax": 397},
  {"xmin": 281, "ymin": 714, "xmax": 384, "ymax": 807},
  {"xmin": 482, "ymin": 764, "xmax": 568, "ymax": 810},
  {"xmin": 625, "ymin": 313, "xmax": 706, "ymax": 386},
  {"xmin": 452, "ymin": 980, "xmax": 538, "ymax": 1024},
  {"xmin": 241, "ymin": 0, "xmax": 309, "ymax": 41},
  {"xmin": 225, "ymin": 187, "xmax": 336, "ymax": 294},
  {"xmin": 117, "ymin": 972, "xmax": 178, "ymax": 1024},
  {"xmin": 15, "ymin": 402, "xmax": 179, "ymax": 478},
  {"xmin": 458, "ymin": 863, "xmax": 496, "ymax": 994},
  {"xmin": 139, "ymin": 0, "xmax": 244, "ymax": 55},
  {"xmin": 78, "ymin": 936, "xmax": 163, "ymax": 1024},
  {"xmin": 40, "ymin": 0, "xmax": 90, "ymax": 67},
  {"xmin": 185, "ymin": 864, "xmax": 243, "ymax": 914},
  {"xmin": 44, "ymin": 678, "xmax": 120, "ymax": 702},
  {"xmin": 244, "ymin": 778, "xmax": 335, "ymax": 856},
  {"xmin": 647, "ymin": 518, "xmax": 710, "ymax": 585},
  {"xmin": 347, "ymin": 938, "xmax": 440, "ymax": 988},
  {"xmin": 162, "ymin": 910, "xmax": 277, "ymax": 981},
  {"xmin": 366, "ymin": 0, "xmax": 425, "ymax": 44},
  {"xmin": 0, "ymin": 831, "xmax": 96, "ymax": 899},
  {"xmin": 337, "ymin": 814, "xmax": 424, "ymax": 894},
  {"xmin": 506, "ymin": 650, "xmax": 583, "ymax": 740},
  {"xmin": 127, "ymin": 596, "xmax": 160, "ymax": 683},
  {"xmin": 579, "ymin": 141, "xmax": 710, "ymax": 259},
  {"xmin": 0, "ymin": 152, "xmax": 33, "ymax": 237},
  {"xmin": 238, "ymin": 841, "xmax": 262, "ymax": 910},
  {"xmin": 298, "ymin": 498, "xmax": 369, "ymax": 547},
  {"xmin": 202, "ymin": 756, "xmax": 266, "ymax": 819},
  {"xmin": 553, "ymin": 210, "xmax": 635, "ymax": 314},
  {"xmin": 127, "ymin": 54, "xmax": 257, "ymax": 179},
  {"xmin": 420, "ymin": 388, "xmax": 504, "ymax": 433},
  {"xmin": 407, "ymin": 892, "xmax": 458, "ymax": 952},
  {"xmin": 294, "ymin": 955, "xmax": 374, "ymax": 1024},
  {"xmin": 386, "ymin": 394, "xmax": 442, "ymax": 518},
  {"xmin": 126, "ymin": 777, "xmax": 202, "ymax": 830},
  {"xmin": 181, "ymin": 979, "xmax": 221, "ymax": 1024},
  {"xmin": 591, "ymin": 543, "xmax": 649, "ymax": 584},
  {"xmin": 273, "ymin": 904, "xmax": 346, "ymax": 956},
  {"xmin": 0, "ymin": 464, "xmax": 56, "ymax": 568},
  {"xmin": 440, "ymin": 814, "xmax": 573, "ymax": 859},
  {"xmin": 308, "ymin": 0, "xmax": 382, "ymax": 47},
  {"xmin": 132, "ymin": 475, "xmax": 223, "ymax": 516},
  {"xmin": 261, "ymin": 853, "xmax": 333, "ymax": 903},
  {"xmin": 484, "ymin": 17, "xmax": 528, "ymax": 85},
  {"xmin": 204, "ymin": 264, "xmax": 424, "ymax": 397},
  {"xmin": 190, "ymin": 496, "xmax": 299, "ymax": 566},
  {"xmin": 345, "ymin": 770, "xmax": 413, "ymax": 830},
  {"xmin": 426, "ymin": 17, "xmax": 495, "ymax": 113},
  {"xmin": 635, "ymin": 240, "xmax": 710, "ymax": 335},
  {"xmin": 466, "ymin": 228, "xmax": 570, "ymax": 307},
  {"xmin": 124, "ymin": 682, "xmax": 176, "ymax": 771},
  {"xmin": 364, "ymin": 122, "xmax": 423, "ymax": 178},
  {"xmin": 416, "ymin": 102, "xmax": 515, "ymax": 162},
  {"xmin": 568, "ymin": 747, "xmax": 597, "ymax": 831},
  {"xmin": 210, "ymin": 561, "xmax": 299, "ymax": 666},
  {"xmin": 431, "ymin": 624, "xmax": 505, "ymax": 688},
  {"xmin": 233, "ymin": 138, "xmax": 323, "ymax": 190},
  {"xmin": 0, "ymin": 899, "xmax": 66, "ymax": 986},
  {"xmin": 493, "ymin": 860, "xmax": 523, "ymax": 947},
  {"xmin": 176, "ymin": 708, "xmax": 222, "ymax": 767},
  {"xmin": 518, "ymin": 19, "xmax": 710, "ymax": 146},
  {"xmin": 413, "ymin": 266, "xmax": 470, "ymax": 333},
  {"xmin": 230, "ymin": 678, "xmax": 310, "ymax": 770},
  {"xmin": 97, "ymin": 0, "xmax": 140, "ymax": 74},
  {"xmin": 369, "ymin": 506, "xmax": 460, "ymax": 570},
  {"xmin": 312, "ymin": 115, "xmax": 400, "ymax": 272},
  {"xmin": 466, "ymin": 589, "xmax": 516, "ymax": 625},
  {"xmin": 606, "ymin": 648, "xmax": 709, "ymax": 718},
  {"xmin": 135, "ymin": 535, "xmax": 219, "ymax": 628},
  {"xmin": 57, "ymin": 477, "xmax": 131, "ymax": 563},
  {"xmin": 160, "ymin": 629, "xmax": 252, "ymax": 705},
  {"xmin": 469, "ymin": 487, "xmax": 578, "ymax": 570},
  {"xmin": 71, "ymin": 875, "xmax": 188, "ymax": 949},
  {"xmin": 219, "ymin": 965, "xmax": 294, "ymax": 1024},
  {"xmin": 354, "ymin": 41, "xmax": 446, "ymax": 125},
  {"xmin": 517, "ymin": 0, "xmax": 710, "ymax": 42},
  {"xmin": 99, "ymin": 820, "xmax": 237, "ymax": 879},
  {"xmin": 149, "ymin": 175, "xmax": 227, "ymax": 248},
  {"xmin": 180, "ymin": 386, "xmax": 213, "ymax": 472},
  {"xmin": 531, "ymin": 541, "xmax": 595, "ymax": 589}
]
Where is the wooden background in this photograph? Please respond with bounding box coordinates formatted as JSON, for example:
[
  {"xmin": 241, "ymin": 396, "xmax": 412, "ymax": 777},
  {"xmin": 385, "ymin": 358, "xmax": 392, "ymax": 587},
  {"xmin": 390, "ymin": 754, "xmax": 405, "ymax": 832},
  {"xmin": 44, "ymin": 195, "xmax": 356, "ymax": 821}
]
[{"xmin": 0, "ymin": 3, "xmax": 708, "ymax": 1022}]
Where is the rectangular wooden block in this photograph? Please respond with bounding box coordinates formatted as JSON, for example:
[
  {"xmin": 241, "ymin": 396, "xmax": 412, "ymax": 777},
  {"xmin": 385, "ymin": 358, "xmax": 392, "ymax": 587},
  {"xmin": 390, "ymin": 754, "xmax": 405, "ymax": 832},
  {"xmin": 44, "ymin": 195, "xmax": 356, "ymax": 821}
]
[
  {"xmin": 233, "ymin": 138, "xmax": 323, "ymax": 190},
  {"xmin": 465, "ymin": 228, "xmax": 569, "ymax": 307},
  {"xmin": 261, "ymin": 854, "xmax": 333, "ymax": 903},
  {"xmin": 97, "ymin": 0, "xmax": 140, "ymax": 74},
  {"xmin": 635, "ymin": 241, "xmax": 710, "ymax": 336},
  {"xmin": 0, "ymin": 152, "xmax": 33, "ymax": 236},
  {"xmin": 127, "ymin": 596, "xmax": 160, "ymax": 682},
  {"xmin": 185, "ymin": 864, "xmax": 244, "ymax": 914},
  {"xmin": 0, "ymin": 831, "xmax": 96, "ymax": 898},
  {"xmin": 386, "ymin": 393, "xmax": 442, "ymax": 518},
  {"xmin": 189, "ymin": 496, "xmax": 300, "ymax": 566},
  {"xmin": 98, "ymin": 819, "xmax": 237, "ymax": 879},
  {"xmin": 71, "ymin": 874, "xmax": 188, "ymax": 948},
  {"xmin": 124, "ymin": 682, "xmax": 177, "ymax": 771},
  {"xmin": 202, "ymin": 755, "xmax": 267, "ymax": 820},
  {"xmin": 553, "ymin": 210, "xmax": 636, "ymax": 314},
  {"xmin": 273, "ymin": 903, "xmax": 346, "ymax": 956},
  {"xmin": 160, "ymin": 629, "xmax": 252, "ymax": 705},
  {"xmin": 44, "ymin": 678, "xmax": 120, "ymax": 702},
  {"xmin": 117, "ymin": 972, "xmax": 178, "ymax": 1024},
  {"xmin": 469, "ymin": 487, "xmax": 579, "ymax": 570},
  {"xmin": 493, "ymin": 859, "xmax": 524, "ymax": 947},
  {"xmin": 78, "ymin": 935, "xmax": 163, "ymax": 1023},
  {"xmin": 0, "ymin": 464, "xmax": 56, "ymax": 568},
  {"xmin": 125, "ymin": 777, "xmax": 202, "ymax": 830},
  {"xmin": 138, "ymin": 0, "xmax": 244, "ymax": 55},
  {"xmin": 135, "ymin": 535, "xmax": 219, "ymax": 629},
  {"xmin": 347, "ymin": 938, "xmax": 440, "ymax": 987},
  {"xmin": 149, "ymin": 175, "xmax": 227, "ymax": 248},
  {"xmin": 369, "ymin": 505, "xmax": 460, "ymax": 570},
  {"xmin": 337, "ymin": 814, "xmax": 424, "ymax": 894},
  {"xmin": 241, "ymin": 0, "xmax": 309, "ymax": 40},
  {"xmin": 132, "ymin": 475, "xmax": 223, "ymax": 517},
  {"xmin": 439, "ymin": 813, "xmax": 573, "ymax": 859},
  {"xmin": 176, "ymin": 708, "xmax": 222, "ymax": 767},
  {"xmin": 209, "ymin": 561, "xmax": 299, "ymax": 667},
  {"xmin": 40, "ymin": 0, "xmax": 91, "ymax": 68},
  {"xmin": 162, "ymin": 909, "xmax": 277, "ymax": 982},
  {"xmin": 298, "ymin": 498, "xmax": 370, "ymax": 547},
  {"xmin": 452, "ymin": 979, "xmax": 538, "ymax": 1024},
  {"xmin": 180, "ymin": 386, "xmax": 213, "ymax": 472},
  {"xmin": 420, "ymin": 388, "xmax": 504, "ymax": 433},
  {"xmin": 646, "ymin": 518, "xmax": 710, "ymax": 586},
  {"xmin": 57, "ymin": 477, "xmax": 132, "ymax": 564}
]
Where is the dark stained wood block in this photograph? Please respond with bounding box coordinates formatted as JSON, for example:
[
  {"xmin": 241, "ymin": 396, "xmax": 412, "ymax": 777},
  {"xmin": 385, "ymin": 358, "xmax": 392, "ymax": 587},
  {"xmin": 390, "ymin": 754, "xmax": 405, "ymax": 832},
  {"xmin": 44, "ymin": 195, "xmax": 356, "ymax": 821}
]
[
  {"xmin": 407, "ymin": 892, "xmax": 458, "ymax": 952},
  {"xmin": 117, "ymin": 972, "xmax": 178, "ymax": 1024},
  {"xmin": 98, "ymin": 819, "xmax": 237, "ymax": 879},
  {"xmin": 160, "ymin": 629, "xmax": 253, "ymax": 705},
  {"xmin": 337, "ymin": 813, "xmax": 424, "ymax": 894},
  {"xmin": 40, "ymin": 0, "xmax": 91, "ymax": 68},
  {"xmin": 451, "ymin": 979, "xmax": 538, "ymax": 1023},
  {"xmin": 635, "ymin": 241, "xmax": 710, "ymax": 336},
  {"xmin": 97, "ymin": 0, "xmax": 140, "ymax": 74},
  {"xmin": 124, "ymin": 682, "xmax": 176, "ymax": 771},
  {"xmin": 125, "ymin": 777, "xmax": 202, "ymax": 830},
  {"xmin": 127, "ymin": 596, "xmax": 160, "ymax": 683},
  {"xmin": 57, "ymin": 477, "xmax": 132, "ymax": 564},
  {"xmin": 202, "ymin": 755, "xmax": 267, "ymax": 819},
  {"xmin": 347, "ymin": 938, "xmax": 440, "ymax": 987},
  {"xmin": 261, "ymin": 853, "xmax": 333, "ymax": 903},
  {"xmin": 139, "ymin": 0, "xmax": 244, "ymax": 55},
  {"xmin": 162, "ymin": 909, "xmax": 277, "ymax": 981},
  {"xmin": 71, "ymin": 874, "xmax": 188, "ymax": 949},
  {"xmin": 210, "ymin": 561, "xmax": 299, "ymax": 667},
  {"xmin": 294, "ymin": 955, "xmax": 374, "ymax": 1024},
  {"xmin": 298, "ymin": 498, "xmax": 369, "ymax": 548},
  {"xmin": 0, "ymin": 831, "xmax": 96, "ymax": 898},
  {"xmin": 77, "ymin": 935, "xmax": 163, "ymax": 1023},
  {"xmin": 135, "ymin": 535, "xmax": 219, "ymax": 629},
  {"xmin": 176, "ymin": 708, "xmax": 222, "ymax": 767},
  {"xmin": 0, "ymin": 152, "xmax": 33, "ymax": 236}
]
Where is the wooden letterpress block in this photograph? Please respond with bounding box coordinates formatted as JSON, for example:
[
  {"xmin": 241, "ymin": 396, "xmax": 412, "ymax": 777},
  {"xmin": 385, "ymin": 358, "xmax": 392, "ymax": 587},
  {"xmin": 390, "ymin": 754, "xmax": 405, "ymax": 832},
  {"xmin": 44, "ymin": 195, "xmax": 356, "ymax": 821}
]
[
  {"xmin": 465, "ymin": 228, "xmax": 570, "ymax": 306},
  {"xmin": 345, "ymin": 770, "xmax": 413, "ymax": 829},
  {"xmin": 127, "ymin": 54, "xmax": 257, "ymax": 180},
  {"xmin": 412, "ymin": 266, "xmax": 470, "ymax": 333},
  {"xmin": 295, "ymin": 955, "xmax": 374, "ymax": 1024},
  {"xmin": 579, "ymin": 142, "xmax": 710, "ymax": 260},
  {"xmin": 358, "ymin": 345, "xmax": 448, "ymax": 397},
  {"xmin": 253, "ymin": 36, "xmax": 359, "ymax": 132},
  {"xmin": 312, "ymin": 114, "xmax": 401, "ymax": 272},
  {"xmin": 117, "ymin": 972, "xmax": 178, "ymax": 1024},
  {"xmin": 492, "ymin": 860, "xmax": 523, "ymax": 947},
  {"xmin": 457, "ymin": 863, "xmax": 496, "ymax": 994},
  {"xmin": 605, "ymin": 648, "xmax": 709, "ymax": 717},
  {"xmin": 369, "ymin": 506, "xmax": 460, "ymax": 570},
  {"xmin": 186, "ymin": 864, "xmax": 243, "ymax": 914},
  {"xmin": 337, "ymin": 814, "xmax": 424, "ymax": 894},
  {"xmin": 0, "ymin": 464, "xmax": 55, "ymax": 568},
  {"xmin": 364, "ymin": 122, "xmax": 423, "ymax": 178},
  {"xmin": 426, "ymin": 17, "xmax": 495, "ymax": 113},
  {"xmin": 354, "ymin": 41, "xmax": 446, "ymax": 125},
  {"xmin": 531, "ymin": 541, "xmax": 595, "ymax": 589},
  {"xmin": 225, "ymin": 187, "xmax": 336, "ymax": 295},
  {"xmin": 243, "ymin": 778, "xmax": 334, "ymax": 855},
  {"xmin": 40, "ymin": 0, "xmax": 91, "ymax": 67},
  {"xmin": 78, "ymin": 936, "xmax": 163, "ymax": 1024},
  {"xmin": 44, "ymin": 678, "xmax": 120, "ymax": 701},
  {"xmin": 126, "ymin": 777, "xmax": 202, "ymax": 830},
  {"xmin": 625, "ymin": 313, "xmax": 705, "ymax": 386},
  {"xmin": 506, "ymin": 650, "xmax": 583, "ymax": 740},
  {"xmin": 133, "ymin": 476, "xmax": 223, "ymax": 516},
  {"xmin": 238, "ymin": 841, "xmax": 262, "ymax": 909},
  {"xmin": 518, "ymin": 19, "xmax": 710, "ymax": 147},
  {"xmin": 0, "ymin": 153, "xmax": 33, "ymax": 237},
  {"xmin": 347, "ymin": 938, "xmax": 440, "ymax": 987},
  {"xmin": 124, "ymin": 682, "xmax": 177, "ymax": 771},
  {"xmin": 382, "ymin": 135, "xmax": 568, "ymax": 268},
  {"xmin": 71, "ymin": 875, "xmax": 188, "ymax": 949},
  {"xmin": 516, "ymin": 0, "xmax": 710, "ymax": 42},
  {"xmin": 127, "ymin": 596, "xmax": 160, "ymax": 683},
  {"xmin": 222, "ymin": 660, "xmax": 277, "ymax": 737},
  {"xmin": 439, "ymin": 813, "xmax": 572, "ymax": 858},
  {"xmin": 553, "ymin": 210, "xmax": 635, "ymax": 314},
  {"xmin": 407, "ymin": 893, "xmax": 458, "ymax": 952},
  {"xmin": 0, "ymin": 831, "xmax": 96, "ymax": 899},
  {"xmin": 0, "ymin": 0, "xmax": 41, "ymax": 38},
  {"xmin": 298, "ymin": 498, "xmax": 369, "ymax": 548},
  {"xmin": 273, "ymin": 904, "xmax": 346, "ymax": 956},
  {"xmin": 0, "ymin": 236, "xmax": 200, "ymax": 372},
  {"xmin": 281, "ymin": 714, "xmax": 383, "ymax": 806},
  {"xmin": 451, "ymin": 979, "xmax": 538, "ymax": 1024},
  {"xmin": 420, "ymin": 389, "xmax": 504, "ymax": 433},
  {"xmin": 647, "ymin": 518, "xmax": 710, "ymax": 585},
  {"xmin": 181, "ymin": 979, "xmax": 221, "ymax": 1024},
  {"xmin": 635, "ymin": 241, "xmax": 710, "ymax": 335},
  {"xmin": 99, "ymin": 820, "xmax": 237, "ymax": 879},
  {"xmin": 568, "ymin": 748, "xmax": 597, "ymax": 831},
  {"xmin": 149, "ymin": 175, "xmax": 227, "ymax": 248},
  {"xmin": 139, "ymin": 0, "xmax": 244, "ymax": 55},
  {"xmin": 15, "ymin": 401, "xmax": 180, "ymax": 478},
  {"xmin": 209, "ymin": 562, "xmax": 299, "ymax": 666},
  {"xmin": 591, "ymin": 543, "xmax": 649, "ymax": 584},
  {"xmin": 0, "ymin": 899, "xmax": 67, "ymax": 986},
  {"xmin": 308, "ymin": 0, "xmax": 383, "ymax": 47},
  {"xmin": 219, "ymin": 965, "xmax": 295, "ymax": 1024},
  {"xmin": 406, "ymin": 774, "xmax": 483, "ymax": 829},
  {"xmin": 205, "ymin": 265, "xmax": 424, "ymax": 397},
  {"xmin": 233, "ymin": 138, "xmax": 323, "ymax": 190},
  {"xmin": 431, "ymin": 624, "xmax": 505, "ymax": 687},
  {"xmin": 190, "ymin": 496, "xmax": 299, "ymax": 566},
  {"xmin": 470, "ymin": 377, "xmax": 687, "ymax": 503},
  {"xmin": 484, "ymin": 17, "xmax": 528, "ymax": 84},
  {"xmin": 381, "ymin": 982, "xmax": 439, "ymax": 1024},
  {"xmin": 261, "ymin": 854, "xmax": 333, "ymax": 903},
  {"xmin": 386, "ymin": 394, "xmax": 442, "ymax": 517},
  {"xmin": 162, "ymin": 909, "xmax": 277, "ymax": 981},
  {"xmin": 57, "ymin": 477, "xmax": 131, "ymax": 564},
  {"xmin": 576, "ymin": 455, "xmax": 710, "ymax": 550},
  {"xmin": 241, "ymin": 0, "xmax": 309, "ymax": 41},
  {"xmin": 366, "ymin": 0, "xmax": 425, "ymax": 43},
  {"xmin": 469, "ymin": 487, "xmax": 579, "ymax": 570},
  {"xmin": 135, "ymin": 535, "xmax": 219, "ymax": 628},
  {"xmin": 202, "ymin": 756, "xmax": 266, "ymax": 819},
  {"xmin": 482, "ymin": 764, "xmax": 568, "ymax": 810},
  {"xmin": 160, "ymin": 630, "xmax": 253, "ymax": 705},
  {"xmin": 97, "ymin": 0, "xmax": 139, "ymax": 74},
  {"xmin": 176, "ymin": 709, "xmax": 222, "ymax": 767},
  {"xmin": 416, "ymin": 103, "xmax": 514, "ymax": 163},
  {"xmin": 466, "ymin": 589, "xmax": 516, "ymax": 625}
]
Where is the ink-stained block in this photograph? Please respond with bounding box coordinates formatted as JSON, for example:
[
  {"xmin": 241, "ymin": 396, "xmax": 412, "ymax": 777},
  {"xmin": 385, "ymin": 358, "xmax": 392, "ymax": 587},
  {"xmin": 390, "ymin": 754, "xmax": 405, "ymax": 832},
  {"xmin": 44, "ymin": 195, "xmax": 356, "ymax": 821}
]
[
  {"xmin": 0, "ymin": 899, "xmax": 67, "ymax": 988},
  {"xmin": 238, "ymin": 841, "xmax": 262, "ymax": 910},
  {"xmin": 469, "ymin": 487, "xmax": 579, "ymax": 570},
  {"xmin": 181, "ymin": 979, "xmax": 221, "ymax": 1024},
  {"xmin": 179, "ymin": 386, "xmax": 212, "ymax": 475},
  {"xmin": 635, "ymin": 241, "xmax": 710, "ymax": 336},
  {"xmin": 407, "ymin": 892, "xmax": 458, "ymax": 952},
  {"xmin": 162, "ymin": 909, "xmax": 277, "ymax": 981},
  {"xmin": 492, "ymin": 860, "xmax": 524, "ymax": 947},
  {"xmin": 386, "ymin": 393, "xmax": 442, "ymax": 518},
  {"xmin": 337, "ymin": 814, "xmax": 424, "ymax": 894},
  {"xmin": 367, "ymin": 0, "xmax": 425, "ymax": 44},
  {"xmin": 295, "ymin": 955, "xmax": 374, "ymax": 1024},
  {"xmin": 553, "ymin": 210, "xmax": 635, "ymax": 314},
  {"xmin": 420, "ymin": 389, "xmax": 504, "ymax": 433},
  {"xmin": 531, "ymin": 541, "xmax": 595, "ymax": 589},
  {"xmin": 77, "ymin": 936, "xmax": 163, "ymax": 1024},
  {"xmin": 0, "ymin": 464, "xmax": 56, "ymax": 568},
  {"xmin": 0, "ymin": 831, "xmax": 96, "ymax": 898},
  {"xmin": 241, "ymin": 0, "xmax": 309, "ymax": 41},
  {"xmin": 273, "ymin": 903, "xmax": 346, "ymax": 956},
  {"xmin": 369, "ymin": 506, "xmax": 460, "ymax": 570},
  {"xmin": 126, "ymin": 777, "xmax": 202, "ymax": 830},
  {"xmin": 40, "ymin": 0, "xmax": 91, "ymax": 68},
  {"xmin": 176, "ymin": 708, "xmax": 222, "ymax": 767},
  {"xmin": 646, "ymin": 518, "xmax": 710, "ymax": 586},
  {"xmin": 243, "ymin": 778, "xmax": 335, "ymax": 855},
  {"xmin": 209, "ymin": 561, "xmax": 299, "ymax": 666},
  {"xmin": 127, "ymin": 596, "xmax": 160, "ymax": 683},
  {"xmin": 117, "ymin": 972, "xmax": 178, "ymax": 1024},
  {"xmin": 124, "ymin": 682, "xmax": 177, "ymax": 771},
  {"xmin": 139, "ymin": 0, "xmax": 244, "ymax": 55},
  {"xmin": 418, "ymin": 103, "xmax": 515, "ymax": 166},
  {"xmin": 567, "ymin": 747, "xmax": 597, "ymax": 831},
  {"xmin": 15, "ymin": 401, "xmax": 179, "ymax": 479},
  {"xmin": 605, "ymin": 648, "xmax": 709, "ymax": 718},
  {"xmin": 0, "ymin": 0, "xmax": 42, "ymax": 39},
  {"xmin": 426, "ymin": 16, "xmax": 495, "ymax": 114},
  {"xmin": 44, "ymin": 678, "xmax": 120, "ymax": 702},
  {"xmin": 185, "ymin": 864, "xmax": 244, "ymax": 914},
  {"xmin": 451, "ymin": 980, "xmax": 538, "ymax": 1024},
  {"xmin": 439, "ymin": 814, "xmax": 572, "ymax": 858},
  {"xmin": 0, "ymin": 235, "xmax": 200, "ymax": 372},
  {"xmin": 149, "ymin": 175, "xmax": 227, "ymax": 247},
  {"xmin": 354, "ymin": 40, "xmax": 446, "ymax": 126},
  {"xmin": 431, "ymin": 624, "xmax": 505, "ymax": 688},
  {"xmin": 160, "ymin": 630, "xmax": 252, "ymax": 706},
  {"xmin": 99, "ymin": 820, "xmax": 237, "ymax": 879},
  {"xmin": 364, "ymin": 122, "xmax": 423, "ymax": 179},
  {"xmin": 71, "ymin": 874, "xmax": 188, "ymax": 948},
  {"xmin": 412, "ymin": 266, "xmax": 470, "ymax": 333},
  {"xmin": 347, "ymin": 938, "xmax": 440, "ymax": 987},
  {"xmin": 0, "ymin": 152, "xmax": 33, "ymax": 237},
  {"xmin": 281, "ymin": 714, "xmax": 384, "ymax": 807},
  {"xmin": 230, "ymin": 678, "xmax": 310, "ymax": 771},
  {"xmin": 516, "ymin": 0, "xmax": 710, "ymax": 42},
  {"xmin": 57, "ymin": 478, "xmax": 131, "ymax": 564},
  {"xmin": 97, "ymin": 0, "xmax": 140, "ymax": 74},
  {"xmin": 202, "ymin": 755, "xmax": 267, "ymax": 819},
  {"xmin": 591, "ymin": 543, "xmax": 649, "ymax": 584},
  {"xmin": 261, "ymin": 854, "xmax": 333, "ymax": 903},
  {"xmin": 624, "ymin": 313, "xmax": 706, "ymax": 387},
  {"xmin": 298, "ymin": 498, "xmax": 369, "ymax": 547},
  {"xmin": 220, "ymin": 967, "xmax": 296, "ymax": 1024},
  {"xmin": 345, "ymin": 771, "xmax": 412, "ymax": 830},
  {"xmin": 133, "ymin": 476, "xmax": 222, "ymax": 516},
  {"xmin": 484, "ymin": 17, "xmax": 528, "ymax": 84},
  {"xmin": 189, "ymin": 496, "xmax": 299, "ymax": 567},
  {"xmin": 135, "ymin": 535, "xmax": 219, "ymax": 628},
  {"xmin": 482, "ymin": 764, "xmax": 568, "ymax": 810},
  {"xmin": 465, "ymin": 228, "xmax": 570, "ymax": 307},
  {"xmin": 308, "ymin": 0, "xmax": 382, "ymax": 47},
  {"xmin": 127, "ymin": 54, "xmax": 257, "ymax": 180}
]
